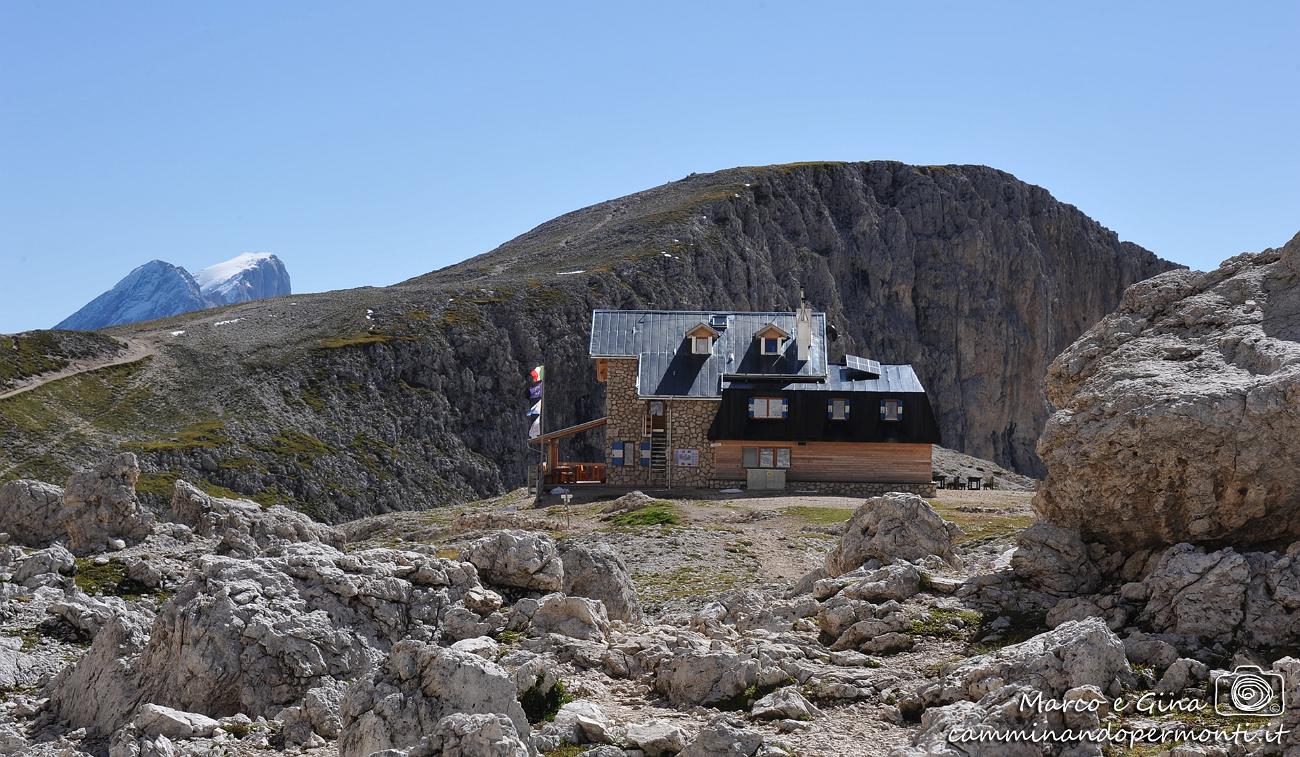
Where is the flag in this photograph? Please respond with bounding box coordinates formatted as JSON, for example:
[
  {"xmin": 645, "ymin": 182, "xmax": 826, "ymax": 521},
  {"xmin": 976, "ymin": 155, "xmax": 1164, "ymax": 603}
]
[
  {"xmin": 527, "ymin": 400, "xmax": 541, "ymax": 417},
  {"xmin": 528, "ymin": 417, "xmax": 541, "ymax": 438},
  {"xmin": 529, "ymin": 383, "xmax": 543, "ymax": 400},
  {"xmin": 530, "ymin": 365, "xmax": 545, "ymax": 382}
]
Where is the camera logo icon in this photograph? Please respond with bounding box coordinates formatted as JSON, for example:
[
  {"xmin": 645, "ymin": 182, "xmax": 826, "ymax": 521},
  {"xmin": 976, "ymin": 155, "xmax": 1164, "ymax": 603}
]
[{"xmin": 1214, "ymin": 665, "xmax": 1286, "ymax": 717}]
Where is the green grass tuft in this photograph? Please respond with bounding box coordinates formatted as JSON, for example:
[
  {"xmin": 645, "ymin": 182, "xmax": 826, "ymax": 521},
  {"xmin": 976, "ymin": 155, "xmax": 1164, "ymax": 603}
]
[
  {"xmin": 909, "ymin": 607, "xmax": 983, "ymax": 638},
  {"xmin": 781, "ymin": 505, "xmax": 853, "ymax": 526},
  {"xmin": 610, "ymin": 501, "xmax": 682, "ymax": 527},
  {"xmin": 316, "ymin": 332, "xmax": 395, "ymax": 349},
  {"xmin": 124, "ymin": 419, "xmax": 228, "ymax": 452}
]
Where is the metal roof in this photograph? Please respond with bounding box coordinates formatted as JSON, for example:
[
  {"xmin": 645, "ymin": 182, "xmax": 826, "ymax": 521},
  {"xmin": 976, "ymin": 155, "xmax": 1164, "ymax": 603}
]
[
  {"xmin": 589, "ymin": 309, "xmax": 927, "ymax": 398},
  {"xmin": 591, "ymin": 310, "xmax": 827, "ymax": 397},
  {"xmin": 722, "ymin": 364, "xmax": 926, "ymax": 393}
]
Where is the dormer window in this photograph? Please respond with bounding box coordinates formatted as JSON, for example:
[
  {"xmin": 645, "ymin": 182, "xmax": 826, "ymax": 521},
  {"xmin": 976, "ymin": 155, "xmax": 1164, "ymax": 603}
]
[
  {"xmin": 754, "ymin": 323, "xmax": 791, "ymax": 356},
  {"xmin": 685, "ymin": 322, "xmax": 720, "ymax": 356}
]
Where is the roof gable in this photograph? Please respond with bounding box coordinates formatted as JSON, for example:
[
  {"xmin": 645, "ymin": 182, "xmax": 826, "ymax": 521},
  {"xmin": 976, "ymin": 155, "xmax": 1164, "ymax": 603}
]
[
  {"xmin": 590, "ymin": 309, "xmax": 827, "ymax": 397},
  {"xmin": 754, "ymin": 322, "xmax": 791, "ymax": 340},
  {"xmin": 685, "ymin": 322, "xmax": 721, "ymax": 338}
]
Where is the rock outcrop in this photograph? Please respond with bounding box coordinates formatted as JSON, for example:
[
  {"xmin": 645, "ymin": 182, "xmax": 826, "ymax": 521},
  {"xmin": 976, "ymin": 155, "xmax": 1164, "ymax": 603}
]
[
  {"xmin": 826, "ymin": 493, "xmax": 960, "ymax": 575},
  {"xmin": 461, "ymin": 530, "xmax": 564, "ymax": 593},
  {"xmin": 169, "ymin": 479, "xmax": 343, "ymax": 556},
  {"xmin": 0, "ymin": 479, "xmax": 66, "ymax": 548},
  {"xmin": 61, "ymin": 453, "xmax": 154, "ymax": 554},
  {"xmin": 1035, "ymin": 232, "xmax": 1300, "ymax": 550},
  {"xmin": 559, "ymin": 543, "xmax": 642, "ymax": 623},
  {"xmin": 0, "ymin": 454, "xmax": 153, "ymax": 554},
  {"xmin": 337, "ymin": 641, "xmax": 529, "ymax": 757},
  {"xmin": 47, "ymin": 543, "xmax": 488, "ymax": 738}
]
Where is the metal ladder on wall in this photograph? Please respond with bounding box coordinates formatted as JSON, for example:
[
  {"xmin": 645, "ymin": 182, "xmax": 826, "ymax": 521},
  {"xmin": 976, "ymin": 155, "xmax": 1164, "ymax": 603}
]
[{"xmin": 649, "ymin": 430, "xmax": 669, "ymax": 479}]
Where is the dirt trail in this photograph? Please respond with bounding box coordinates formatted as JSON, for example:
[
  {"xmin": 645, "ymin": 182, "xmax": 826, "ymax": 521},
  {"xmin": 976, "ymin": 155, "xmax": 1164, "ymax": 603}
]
[{"xmin": 0, "ymin": 337, "xmax": 155, "ymax": 401}]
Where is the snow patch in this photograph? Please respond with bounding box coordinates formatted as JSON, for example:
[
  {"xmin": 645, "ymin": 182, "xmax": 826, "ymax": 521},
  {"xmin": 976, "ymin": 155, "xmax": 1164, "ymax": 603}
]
[
  {"xmin": 365, "ymin": 309, "xmax": 374, "ymax": 321},
  {"xmin": 213, "ymin": 319, "xmax": 242, "ymax": 327},
  {"xmin": 169, "ymin": 330, "xmax": 186, "ymax": 337},
  {"xmin": 194, "ymin": 252, "xmax": 276, "ymax": 290},
  {"xmin": 556, "ymin": 270, "xmax": 585, "ymax": 276}
]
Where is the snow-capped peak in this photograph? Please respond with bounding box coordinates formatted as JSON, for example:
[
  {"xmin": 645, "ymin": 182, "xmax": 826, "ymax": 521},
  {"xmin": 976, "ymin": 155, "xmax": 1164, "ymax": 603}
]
[
  {"xmin": 194, "ymin": 252, "xmax": 278, "ymax": 291},
  {"xmin": 193, "ymin": 252, "xmax": 291, "ymax": 306}
]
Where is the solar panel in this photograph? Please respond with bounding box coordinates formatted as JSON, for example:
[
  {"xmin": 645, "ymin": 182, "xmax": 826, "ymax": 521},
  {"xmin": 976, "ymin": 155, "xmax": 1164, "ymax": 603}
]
[{"xmin": 844, "ymin": 354, "xmax": 881, "ymax": 377}]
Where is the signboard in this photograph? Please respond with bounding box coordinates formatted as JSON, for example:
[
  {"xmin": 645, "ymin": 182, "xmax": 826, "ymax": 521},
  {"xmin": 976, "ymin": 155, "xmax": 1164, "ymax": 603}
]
[{"xmin": 674, "ymin": 448, "xmax": 699, "ymax": 467}]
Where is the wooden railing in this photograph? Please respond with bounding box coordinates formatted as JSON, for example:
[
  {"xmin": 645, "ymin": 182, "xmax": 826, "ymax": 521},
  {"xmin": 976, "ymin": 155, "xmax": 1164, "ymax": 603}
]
[{"xmin": 543, "ymin": 462, "xmax": 607, "ymax": 485}]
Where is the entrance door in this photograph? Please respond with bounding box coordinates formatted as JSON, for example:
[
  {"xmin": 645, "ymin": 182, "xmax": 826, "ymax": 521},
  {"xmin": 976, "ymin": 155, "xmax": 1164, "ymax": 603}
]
[{"xmin": 646, "ymin": 401, "xmax": 667, "ymax": 434}]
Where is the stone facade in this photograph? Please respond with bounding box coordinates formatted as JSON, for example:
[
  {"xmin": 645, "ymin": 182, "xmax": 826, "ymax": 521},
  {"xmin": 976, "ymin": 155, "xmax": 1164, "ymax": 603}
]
[{"xmin": 603, "ymin": 359, "xmax": 721, "ymax": 488}]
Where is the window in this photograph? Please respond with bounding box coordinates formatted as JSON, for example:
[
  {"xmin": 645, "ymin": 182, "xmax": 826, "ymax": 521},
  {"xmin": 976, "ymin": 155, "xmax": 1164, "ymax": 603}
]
[
  {"xmin": 748, "ymin": 397, "xmax": 787, "ymax": 419},
  {"xmin": 611, "ymin": 441, "xmax": 638, "ymax": 466},
  {"xmin": 827, "ymin": 398, "xmax": 850, "ymax": 421},
  {"xmin": 692, "ymin": 336, "xmax": 712, "ymax": 355},
  {"xmin": 881, "ymin": 399, "xmax": 903, "ymax": 421},
  {"xmin": 761, "ymin": 337, "xmax": 781, "ymax": 355},
  {"xmin": 742, "ymin": 446, "xmax": 791, "ymax": 469}
]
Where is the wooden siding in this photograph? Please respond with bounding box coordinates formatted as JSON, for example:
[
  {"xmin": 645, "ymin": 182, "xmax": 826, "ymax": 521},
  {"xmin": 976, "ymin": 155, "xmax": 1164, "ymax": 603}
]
[{"xmin": 713, "ymin": 440, "xmax": 932, "ymax": 483}]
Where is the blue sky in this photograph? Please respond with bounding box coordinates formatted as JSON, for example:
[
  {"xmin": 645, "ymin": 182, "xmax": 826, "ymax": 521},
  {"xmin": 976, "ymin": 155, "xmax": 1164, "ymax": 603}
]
[{"xmin": 2, "ymin": 2, "xmax": 1297, "ymax": 333}]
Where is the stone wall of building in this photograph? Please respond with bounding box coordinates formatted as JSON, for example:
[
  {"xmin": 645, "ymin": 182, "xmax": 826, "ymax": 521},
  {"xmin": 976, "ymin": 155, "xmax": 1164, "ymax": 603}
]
[
  {"xmin": 603, "ymin": 359, "xmax": 645, "ymax": 487},
  {"xmin": 602, "ymin": 358, "xmax": 721, "ymax": 488},
  {"xmin": 663, "ymin": 398, "xmax": 718, "ymax": 488}
]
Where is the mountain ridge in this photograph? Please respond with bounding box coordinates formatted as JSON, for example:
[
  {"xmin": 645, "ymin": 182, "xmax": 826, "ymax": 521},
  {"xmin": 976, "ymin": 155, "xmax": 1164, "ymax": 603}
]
[
  {"xmin": 3, "ymin": 161, "xmax": 1178, "ymax": 521},
  {"xmin": 54, "ymin": 253, "xmax": 291, "ymax": 330}
]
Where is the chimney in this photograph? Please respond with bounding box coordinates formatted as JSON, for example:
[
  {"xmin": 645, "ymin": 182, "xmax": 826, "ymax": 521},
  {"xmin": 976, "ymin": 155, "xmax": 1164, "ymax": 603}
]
[{"xmin": 796, "ymin": 286, "xmax": 812, "ymax": 362}]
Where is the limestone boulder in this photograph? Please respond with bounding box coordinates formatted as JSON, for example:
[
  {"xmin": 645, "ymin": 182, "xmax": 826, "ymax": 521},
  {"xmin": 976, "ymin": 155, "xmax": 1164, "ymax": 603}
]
[
  {"xmin": 625, "ymin": 722, "xmax": 687, "ymax": 756},
  {"xmin": 0, "ymin": 479, "xmax": 65, "ymax": 548},
  {"xmin": 461, "ymin": 530, "xmax": 563, "ymax": 593},
  {"xmin": 421, "ymin": 713, "xmax": 531, "ymax": 757},
  {"xmin": 131, "ymin": 704, "xmax": 220, "ymax": 740},
  {"xmin": 654, "ymin": 650, "xmax": 786, "ymax": 708},
  {"xmin": 61, "ymin": 453, "xmax": 154, "ymax": 554},
  {"xmin": 12, "ymin": 543, "xmax": 75, "ymax": 587},
  {"xmin": 825, "ymin": 493, "xmax": 960, "ymax": 575},
  {"xmin": 679, "ymin": 715, "xmax": 765, "ymax": 757},
  {"xmin": 1010, "ymin": 522, "xmax": 1101, "ymax": 596},
  {"xmin": 524, "ymin": 593, "xmax": 610, "ymax": 641},
  {"xmin": 918, "ymin": 618, "xmax": 1129, "ymax": 707},
  {"xmin": 560, "ymin": 543, "xmax": 641, "ymax": 622},
  {"xmin": 891, "ymin": 683, "xmax": 1098, "ymax": 757},
  {"xmin": 337, "ymin": 641, "xmax": 529, "ymax": 757},
  {"xmin": 750, "ymin": 686, "xmax": 822, "ymax": 721},
  {"xmin": 1137, "ymin": 543, "xmax": 1250, "ymax": 644},
  {"xmin": 1034, "ymin": 233, "xmax": 1300, "ymax": 550}
]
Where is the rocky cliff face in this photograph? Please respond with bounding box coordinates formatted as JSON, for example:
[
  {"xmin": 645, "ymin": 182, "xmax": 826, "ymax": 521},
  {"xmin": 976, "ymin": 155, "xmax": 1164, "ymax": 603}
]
[
  {"xmin": 417, "ymin": 161, "xmax": 1175, "ymax": 476},
  {"xmin": 5, "ymin": 162, "xmax": 1175, "ymax": 520},
  {"xmin": 1034, "ymin": 232, "xmax": 1300, "ymax": 550}
]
